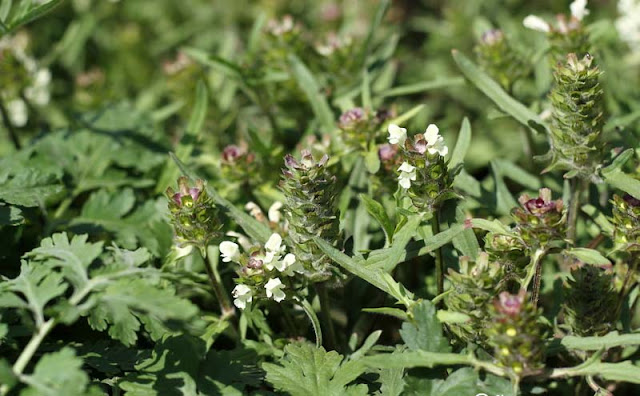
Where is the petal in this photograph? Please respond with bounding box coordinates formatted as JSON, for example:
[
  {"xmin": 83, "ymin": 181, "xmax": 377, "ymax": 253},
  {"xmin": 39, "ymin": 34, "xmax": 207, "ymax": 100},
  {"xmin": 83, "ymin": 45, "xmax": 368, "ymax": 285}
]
[
  {"xmin": 523, "ymin": 15, "xmax": 550, "ymax": 32},
  {"xmin": 398, "ymin": 162, "xmax": 415, "ymax": 173},
  {"xmin": 268, "ymin": 201, "xmax": 284, "ymax": 223},
  {"xmin": 424, "ymin": 124, "xmax": 439, "ymax": 143},
  {"xmin": 265, "ymin": 233, "xmax": 282, "ymax": 252}
]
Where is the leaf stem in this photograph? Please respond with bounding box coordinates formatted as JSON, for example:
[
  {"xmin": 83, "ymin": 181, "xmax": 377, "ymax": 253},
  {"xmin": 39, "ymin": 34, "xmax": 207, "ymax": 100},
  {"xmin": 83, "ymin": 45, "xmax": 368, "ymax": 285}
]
[
  {"xmin": 315, "ymin": 282, "xmax": 337, "ymax": 351},
  {"xmin": 431, "ymin": 209, "xmax": 444, "ymax": 300},
  {"xmin": 0, "ymin": 96, "xmax": 21, "ymax": 150}
]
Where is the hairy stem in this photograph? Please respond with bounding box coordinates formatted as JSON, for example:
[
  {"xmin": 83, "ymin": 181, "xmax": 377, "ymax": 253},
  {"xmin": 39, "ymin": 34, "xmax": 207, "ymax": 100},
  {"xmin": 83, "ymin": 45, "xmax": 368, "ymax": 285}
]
[
  {"xmin": 432, "ymin": 209, "xmax": 444, "ymax": 300},
  {"xmin": 522, "ymin": 248, "xmax": 547, "ymax": 307},
  {"xmin": 0, "ymin": 97, "xmax": 21, "ymax": 150},
  {"xmin": 203, "ymin": 247, "xmax": 235, "ymax": 318},
  {"xmin": 316, "ymin": 282, "xmax": 337, "ymax": 351},
  {"xmin": 615, "ymin": 254, "xmax": 639, "ymax": 317}
]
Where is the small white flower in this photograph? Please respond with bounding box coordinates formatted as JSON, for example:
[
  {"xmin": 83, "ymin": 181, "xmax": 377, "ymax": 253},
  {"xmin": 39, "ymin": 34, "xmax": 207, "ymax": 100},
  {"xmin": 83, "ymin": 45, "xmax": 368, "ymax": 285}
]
[
  {"xmin": 523, "ymin": 15, "xmax": 551, "ymax": 32},
  {"xmin": 397, "ymin": 162, "xmax": 416, "ymax": 189},
  {"xmin": 387, "ymin": 124, "xmax": 407, "ymax": 146},
  {"xmin": 232, "ymin": 284, "xmax": 252, "ymax": 309},
  {"xmin": 424, "ymin": 124, "xmax": 448, "ymax": 157},
  {"xmin": 268, "ymin": 201, "xmax": 283, "ymax": 223},
  {"xmin": 245, "ymin": 201, "xmax": 264, "ymax": 220},
  {"xmin": 265, "ymin": 277, "xmax": 286, "ymax": 302},
  {"xmin": 275, "ymin": 253, "xmax": 303, "ymax": 276},
  {"xmin": 174, "ymin": 244, "xmax": 193, "ymax": 259},
  {"xmin": 570, "ymin": 0, "xmax": 590, "ymax": 21},
  {"xmin": 220, "ymin": 241, "xmax": 241, "ymax": 263},
  {"xmin": 616, "ymin": 0, "xmax": 640, "ymax": 54},
  {"xmin": 7, "ymin": 99, "xmax": 28, "ymax": 127},
  {"xmin": 264, "ymin": 233, "xmax": 286, "ymax": 266},
  {"xmin": 226, "ymin": 231, "xmax": 252, "ymax": 251},
  {"xmin": 25, "ymin": 69, "xmax": 51, "ymax": 106}
]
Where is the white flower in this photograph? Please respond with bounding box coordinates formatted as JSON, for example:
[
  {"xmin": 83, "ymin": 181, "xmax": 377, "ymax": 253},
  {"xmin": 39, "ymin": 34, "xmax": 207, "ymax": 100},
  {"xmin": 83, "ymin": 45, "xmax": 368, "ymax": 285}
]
[
  {"xmin": 387, "ymin": 124, "xmax": 407, "ymax": 146},
  {"xmin": 570, "ymin": 0, "xmax": 590, "ymax": 21},
  {"xmin": 275, "ymin": 253, "xmax": 303, "ymax": 276},
  {"xmin": 268, "ymin": 201, "xmax": 283, "ymax": 223},
  {"xmin": 523, "ymin": 15, "xmax": 551, "ymax": 32},
  {"xmin": 617, "ymin": 0, "xmax": 640, "ymax": 53},
  {"xmin": 263, "ymin": 233, "xmax": 286, "ymax": 267},
  {"xmin": 245, "ymin": 201, "xmax": 264, "ymax": 220},
  {"xmin": 232, "ymin": 284, "xmax": 252, "ymax": 309},
  {"xmin": 265, "ymin": 278, "xmax": 286, "ymax": 302},
  {"xmin": 424, "ymin": 124, "xmax": 448, "ymax": 157},
  {"xmin": 7, "ymin": 99, "xmax": 28, "ymax": 127},
  {"xmin": 226, "ymin": 231, "xmax": 252, "ymax": 251},
  {"xmin": 174, "ymin": 244, "xmax": 193, "ymax": 260},
  {"xmin": 397, "ymin": 162, "xmax": 416, "ymax": 189},
  {"xmin": 25, "ymin": 69, "xmax": 51, "ymax": 106},
  {"xmin": 220, "ymin": 241, "xmax": 241, "ymax": 263}
]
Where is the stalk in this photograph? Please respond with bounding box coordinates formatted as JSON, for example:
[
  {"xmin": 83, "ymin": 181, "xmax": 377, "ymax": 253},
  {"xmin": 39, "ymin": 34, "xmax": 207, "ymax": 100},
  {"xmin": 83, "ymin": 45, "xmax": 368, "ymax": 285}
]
[
  {"xmin": 522, "ymin": 248, "xmax": 547, "ymax": 308},
  {"xmin": 432, "ymin": 209, "xmax": 444, "ymax": 299},
  {"xmin": 202, "ymin": 247, "xmax": 235, "ymax": 318},
  {"xmin": 615, "ymin": 254, "xmax": 639, "ymax": 317},
  {"xmin": 315, "ymin": 282, "xmax": 337, "ymax": 351},
  {"xmin": 0, "ymin": 97, "xmax": 21, "ymax": 150}
]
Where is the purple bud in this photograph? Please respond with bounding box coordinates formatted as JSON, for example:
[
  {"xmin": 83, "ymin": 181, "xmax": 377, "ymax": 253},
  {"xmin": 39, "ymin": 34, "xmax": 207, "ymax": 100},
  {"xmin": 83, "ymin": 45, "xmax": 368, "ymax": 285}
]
[
  {"xmin": 284, "ymin": 154, "xmax": 299, "ymax": 169},
  {"xmin": 481, "ymin": 29, "xmax": 503, "ymax": 45},
  {"xmin": 623, "ymin": 194, "xmax": 640, "ymax": 207},
  {"xmin": 496, "ymin": 291, "xmax": 524, "ymax": 315},
  {"xmin": 189, "ymin": 188, "xmax": 201, "ymax": 202},
  {"xmin": 222, "ymin": 145, "xmax": 245, "ymax": 162},
  {"xmin": 378, "ymin": 144, "xmax": 397, "ymax": 162},
  {"xmin": 247, "ymin": 256, "xmax": 263, "ymax": 269},
  {"xmin": 412, "ymin": 134, "xmax": 428, "ymax": 154},
  {"xmin": 338, "ymin": 107, "xmax": 366, "ymax": 130},
  {"xmin": 172, "ymin": 193, "xmax": 182, "ymax": 205}
]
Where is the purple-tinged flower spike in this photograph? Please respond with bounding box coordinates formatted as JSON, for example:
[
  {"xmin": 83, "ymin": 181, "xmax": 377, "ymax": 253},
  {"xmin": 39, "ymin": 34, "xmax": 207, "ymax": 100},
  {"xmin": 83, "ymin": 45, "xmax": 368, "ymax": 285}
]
[
  {"xmin": 511, "ymin": 188, "xmax": 565, "ymax": 249},
  {"xmin": 166, "ymin": 177, "xmax": 223, "ymax": 249},
  {"xmin": 486, "ymin": 290, "xmax": 546, "ymax": 377}
]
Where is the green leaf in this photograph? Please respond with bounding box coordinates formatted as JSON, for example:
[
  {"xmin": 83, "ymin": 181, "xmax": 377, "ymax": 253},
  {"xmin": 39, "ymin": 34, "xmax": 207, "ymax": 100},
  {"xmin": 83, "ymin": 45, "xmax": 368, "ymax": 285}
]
[
  {"xmin": 288, "ymin": 54, "xmax": 335, "ymax": 133},
  {"xmin": 263, "ymin": 343, "xmax": 367, "ymax": 396},
  {"xmin": 71, "ymin": 189, "xmax": 172, "ymax": 256},
  {"xmin": 361, "ymin": 350, "xmax": 471, "ymax": 370},
  {"xmin": 0, "ymin": 203, "xmax": 23, "ymax": 225},
  {"xmin": 387, "ymin": 104, "xmax": 425, "ymax": 127},
  {"xmin": 451, "ymin": 206, "xmax": 479, "ymax": 259},
  {"xmin": 361, "ymin": 210, "xmax": 416, "ymax": 266},
  {"xmin": 362, "ymin": 307, "xmax": 408, "ymax": 321},
  {"xmin": 449, "ymin": 117, "xmax": 471, "ymax": 169},
  {"xmin": 3, "ymin": 0, "xmax": 63, "ymax": 34},
  {"xmin": 430, "ymin": 368, "xmax": 515, "ymax": 396},
  {"xmin": 377, "ymin": 77, "xmax": 465, "ymax": 98},
  {"xmin": 314, "ymin": 237, "xmax": 414, "ymax": 307},
  {"xmin": 565, "ymin": 248, "xmax": 611, "ymax": 265},
  {"xmin": 20, "ymin": 347, "xmax": 98, "ymax": 396},
  {"xmin": 0, "ymin": 262, "xmax": 67, "ymax": 326},
  {"xmin": 602, "ymin": 171, "xmax": 640, "ymax": 200},
  {"xmin": 27, "ymin": 233, "xmax": 103, "ymax": 290},
  {"xmin": 565, "ymin": 361, "xmax": 640, "ymax": 384},
  {"xmin": 581, "ymin": 204, "xmax": 615, "ymax": 236},
  {"xmin": 400, "ymin": 300, "xmax": 451, "ymax": 353},
  {"xmin": 548, "ymin": 332, "xmax": 640, "ymax": 352},
  {"xmin": 451, "ymin": 50, "xmax": 548, "ymax": 134},
  {"xmin": 0, "ymin": 169, "xmax": 63, "ymax": 207},
  {"xmin": 375, "ymin": 366, "xmax": 405, "ymax": 396}
]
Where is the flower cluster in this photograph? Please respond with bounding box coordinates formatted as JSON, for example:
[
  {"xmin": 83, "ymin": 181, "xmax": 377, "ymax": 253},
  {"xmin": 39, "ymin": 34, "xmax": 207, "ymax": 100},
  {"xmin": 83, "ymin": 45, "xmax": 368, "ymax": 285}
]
[
  {"xmin": 222, "ymin": 232, "xmax": 302, "ymax": 309},
  {"xmin": 563, "ymin": 263, "xmax": 617, "ymax": 336},
  {"xmin": 611, "ymin": 194, "xmax": 640, "ymax": 253},
  {"xmin": 445, "ymin": 252, "xmax": 506, "ymax": 346},
  {"xmin": 0, "ymin": 33, "xmax": 51, "ymax": 127},
  {"xmin": 547, "ymin": 53, "xmax": 605, "ymax": 181},
  {"xmin": 523, "ymin": 0, "xmax": 590, "ymax": 61},
  {"xmin": 166, "ymin": 177, "xmax": 223, "ymax": 250},
  {"xmin": 474, "ymin": 29, "xmax": 526, "ymax": 91},
  {"xmin": 388, "ymin": 123, "xmax": 458, "ymax": 211},
  {"xmin": 486, "ymin": 291, "xmax": 546, "ymax": 377},
  {"xmin": 220, "ymin": 142, "xmax": 258, "ymax": 183},
  {"xmin": 337, "ymin": 107, "xmax": 392, "ymax": 150},
  {"xmin": 280, "ymin": 150, "xmax": 342, "ymax": 283},
  {"xmin": 512, "ymin": 188, "xmax": 566, "ymax": 248}
]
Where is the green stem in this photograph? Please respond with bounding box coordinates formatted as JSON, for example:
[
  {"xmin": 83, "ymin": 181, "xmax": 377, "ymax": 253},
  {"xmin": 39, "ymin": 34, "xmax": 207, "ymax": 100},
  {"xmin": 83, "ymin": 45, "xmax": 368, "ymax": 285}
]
[
  {"xmin": 431, "ymin": 209, "xmax": 444, "ymax": 299},
  {"xmin": 0, "ymin": 96, "xmax": 21, "ymax": 150},
  {"xmin": 316, "ymin": 282, "xmax": 337, "ymax": 351},
  {"xmin": 616, "ymin": 254, "xmax": 639, "ymax": 317},
  {"xmin": 202, "ymin": 247, "xmax": 235, "ymax": 319},
  {"xmin": 522, "ymin": 248, "xmax": 547, "ymax": 307}
]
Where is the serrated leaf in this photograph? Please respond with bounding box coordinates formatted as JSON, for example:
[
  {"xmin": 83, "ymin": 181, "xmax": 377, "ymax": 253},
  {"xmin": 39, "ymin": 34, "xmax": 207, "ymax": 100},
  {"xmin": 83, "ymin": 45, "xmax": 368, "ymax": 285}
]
[
  {"xmin": 400, "ymin": 300, "xmax": 451, "ymax": 353},
  {"xmin": 0, "ymin": 203, "xmax": 23, "ymax": 225},
  {"xmin": 263, "ymin": 343, "xmax": 367, "ymax": 396},
  {"xmin": 27, "ymin": 233, "xmax": 103, "ymax": 289},
  {"xmin": 547, "ymin": 332, "xmax": 640, "ymax": 352},
  {"xmin": 20, "ymin": 347, "xmax": 95, "ymax": 396},
  {"xmin": 0, "ymin": 169, "xmax": 63, "ymax": 207}
]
